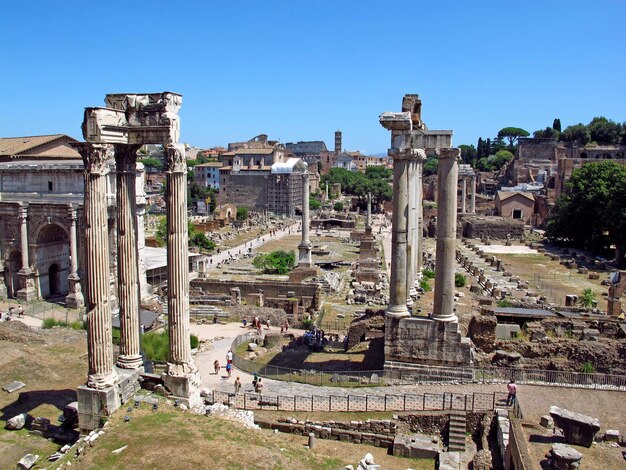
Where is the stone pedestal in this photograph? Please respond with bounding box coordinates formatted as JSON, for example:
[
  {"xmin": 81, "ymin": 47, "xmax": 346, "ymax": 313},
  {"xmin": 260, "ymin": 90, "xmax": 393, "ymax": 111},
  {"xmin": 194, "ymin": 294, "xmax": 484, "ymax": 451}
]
[
  {"xmin": 291, "ymin": 171, "xmax": 320, "ymax": 282},
  {"xmin": 65, "ymin": 273, "xmax": 84, "ymax": 309},
  {"xmin": 76, "ymin": 367, "xmax": 141, "ymax": 433},
  {"xmin": 384, "ymin": 316, "xmax": 472, "ymax": 368}
]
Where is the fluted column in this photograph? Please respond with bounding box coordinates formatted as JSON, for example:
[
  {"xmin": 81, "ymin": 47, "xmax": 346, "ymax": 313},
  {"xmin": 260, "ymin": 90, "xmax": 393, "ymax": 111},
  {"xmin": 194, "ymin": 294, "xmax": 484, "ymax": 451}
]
[
  {"xmin": 461, "ymin": 177, "xmax": 467, "ymax": 213},
  {"xmin": 164, "ymin": 144, "xmax": 197, "ymax": 377},
  {"xmin": 416, "ymin": 156, "xmax": 424, "ymax": 272},
  {"xmin": 16, "ymin": 205, "xmax": 36, "ymax": 301},
  {"xmin": 433, "ymin": 148, "xmax": 460, "ymax": 322},
  {"xmin": 298, "ymin": 172, "xmax": 313, "ymax": 267},
  {"xmin": 78, "ymin": 143, "xmax": 118, "ymax": 389},
  {"xmin": 470, "ymin": 176, "xmax": 476, "ymax": 213},
  {"xmin": 115, "ymin": 144, "xmax": 143, "ymax": 369},
  {"xmin": 387, "ymin": 149, "xmax": 423, "ymax": 318},
  {"xmin": 65, "ymin": 206, "xmax": 84, "ymax": 308},
  {"xmin": 406, "ymin": 160, "xmax": 416, "ymax": 297}
]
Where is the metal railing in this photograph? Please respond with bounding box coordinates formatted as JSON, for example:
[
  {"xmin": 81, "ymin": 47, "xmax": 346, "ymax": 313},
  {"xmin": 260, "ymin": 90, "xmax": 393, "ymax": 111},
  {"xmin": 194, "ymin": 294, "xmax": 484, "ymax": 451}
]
[
  {"xmin": 231, "ymin": 333, "xmax": 626, "ymax": 391},
  {"xmin": 205, "ymin": 389, "xmax": 511, "ymax": 413}
]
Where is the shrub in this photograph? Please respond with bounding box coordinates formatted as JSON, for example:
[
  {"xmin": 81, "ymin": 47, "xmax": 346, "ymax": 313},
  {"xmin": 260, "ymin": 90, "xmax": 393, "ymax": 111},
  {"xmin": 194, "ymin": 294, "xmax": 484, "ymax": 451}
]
[
  {"xmin": 42, "ymin": 318, "xmax": 66, "ymax": 329},
  {"xmin": 236, "ymin": 206, "xmax": 249, "ymax": 220},
  {"xmin": 112, "ymin": 328, "xmax": 121, "ymax": 345},
  {"xmin": 309, "ymin": 199, "xmax": 321, "ymax": 210},
  {"xmin": 300, "ymin": 318, "xmax": 313, "ymax": 330},
  {"xmin": 581, "ymin": 361, "xmax": 595, "ymax": 373},
  {"xmin": 422, "ymin": 268, "xmax": 435, "ymax": 279},
  {"xmin": 454, "ymin": 273, "xmax": 467, "ymax": 287},
  {"xmin": 333, "ymin": 202, "xmax": 344, "ymax": 212},
  {"xmin": 252, "ymin": 250, "xmax": 296, "ymax": 274},
  {"xmin": 419, "ymin": 279, "xmax": 431, "ymax": 292},
  {"xmin": 578, "ymin": 288, "xmax": 596, "ymax": 308},
  {"xmin": 496, "ymin": 299, "xmax": 512, "ymax": 308},
  {"xmin": 141, "ymin": 331, "xmax": 199, "ymax": 362}
]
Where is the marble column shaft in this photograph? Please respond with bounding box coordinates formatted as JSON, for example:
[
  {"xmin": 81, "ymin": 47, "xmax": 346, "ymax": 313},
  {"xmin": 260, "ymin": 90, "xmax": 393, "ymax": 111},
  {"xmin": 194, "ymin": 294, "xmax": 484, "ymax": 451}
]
[
  {"xmin": 366, "ymin": 192, "xmax": 372, "ymax": 229},
  {"xmin": 416, "ymin": 158, "xmax": 424, "ymax": 272},
  {"xmin": 298, "ymin": 172, "xmax": 313, "ymax": 266},
  {"xmin": 65, "ymin": 207, "xmax": 84, "ymax": 308},
  {"xmin": 470, "ymin": 176, "xmax": 476, "ymax": 213},
  {"xmin": 80, "ymin": 143, "xmax": 118, "ymax": 389},
  {"xmin": 115, "ymin": 144, "xmax": 143, "ymax": 369},
  {"xmin": 461, "ymin": 177, "xmax": 467, "ymax": 214},
  {"xmin": 406, "ymin": 160, "xmax": 416, "ymax": 296},
  {"xmin": 165, "ymin": 144, "xmax": 196, "ymax": 376},
  {"xmin": 433, "ymin": 148, "xmax": 460, "ymax": 322},
  {"xmin": 387, "ymin": 149, "xmax": 418, "ymax": 317},
  {"xmin": 18, "ymin": 207, "xmax": 29, "ymax": 270}
]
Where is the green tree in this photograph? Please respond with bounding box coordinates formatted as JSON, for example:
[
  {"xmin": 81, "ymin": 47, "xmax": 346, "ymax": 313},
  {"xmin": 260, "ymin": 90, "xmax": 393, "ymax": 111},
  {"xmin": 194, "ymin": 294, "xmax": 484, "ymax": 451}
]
[
  {"xmin": 559, "ymin": 123, "xmax": 591, "ymax": 145},
  {"xmin": 588, "ymin": 116, "xmax": 622, "ymax": 145},
  {"xmin": 191, "ymin": 232, "xmax": 216, "ymax": 251},
  {"xmin": 533, "ymin": 127, "xmax": 559, "ymax": 139},
  {"xmin": 155, "ymin": 218, "xmax": 167, "ymax": 247},
  {"xmin": 252, "ymin": 250, "xmax": 296, "ymax": 274},
  {"xmin": 364, "ymin": 165, "xmax": 392, "ymax": 180},
  {"xmin": 578, "ymin": 288, "xmax": 596, "ymax": 308},
  {"xmin": 236, "ymin": 206, "xmax": 249, "ymax": 220},
  {"xmin": 459, "ymin": 144, "xmax": 477, "ymax": 164},
  {"xmin": 423, "ymin": 156, "xmax": 438, "ymax": 176},
  {"xmin": 497, "ymin": 127, "xmax": 530, "ymax": 149},
  {"xmin": 552, "ymin": 118, "xmax": 562, "ymax": 132},
  {"xmin": 454, "ymin": 273, "xmax": 467, "ymax": 288},
  {"xmin": 547, "ymin": 160, "xmax": 626, "ymax": 267},
  {"xmin": 139, "ymin": 157, "xmax": 163, "ymax": 173},
  {"xmin": 333, "ymin": 201, "xmax": 344, "ymax": 211},
  {"xmin": 309, "ymin": 198, "xmax": 321, "ymax": 210}
]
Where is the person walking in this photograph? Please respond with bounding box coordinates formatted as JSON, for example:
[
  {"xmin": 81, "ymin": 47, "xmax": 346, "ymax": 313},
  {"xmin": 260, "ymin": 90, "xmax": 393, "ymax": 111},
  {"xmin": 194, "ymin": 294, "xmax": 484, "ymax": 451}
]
[
  {"xmin": 234, "ymin": 377, "xmax": 241, "ymax": 394},
  {"xmin": 255, "ymin": 378, "xmax": 263, "ymax": 395},
  {"xmin": 506, "ymin": 379, "xmax": 517, "ymax": 406},
  {"xmin": 252, "ymin": 372, "xmax": 259, "ymax": 391},
  {"xmin": 214, "ymin": 360, "xmax": 220, "ymax": 375},
  {"xmin": 226, "ymin": 349, "xmax": 233, "ymax": 365},
  {"xmin": 226, "ymin": 362, "xmax": 232, "ymax": 378},
  {"xmin": 17, "ymin": 305, "xmax": 23, "ymax": 318}
]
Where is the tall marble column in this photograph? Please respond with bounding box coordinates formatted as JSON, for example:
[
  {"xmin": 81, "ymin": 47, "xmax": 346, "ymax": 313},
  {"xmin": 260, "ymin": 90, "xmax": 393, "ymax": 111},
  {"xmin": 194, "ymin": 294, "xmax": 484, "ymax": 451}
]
[
  {"xmin": 366, "ymin": 192, "xmax": 372, "ymax": 229},
  {"xmin": 406, "ymin": 159, "xmax": 416, "ymax": 298},
  {"xmin": 415, "ymin": 156, "xmax": 425, "ymax": 272},
  {"xmin": 16, "ymin": 205, "xmax": 36, "ymax": 301},
  {"xmin": 470, "ymin": 176, "xmax": 476, "ymax": 213},
  {"xmin": 114, "ymin": 144, "xmax": 143, "ymax": 370},
  {"xmin": 65, "ymin": 206, "xmax": 84, "ymax": 308},
  {"xmin": 164, "ymin": 143, "xmax": 198, "ymax": 381},
  {"xmin": 387, "ymin": 149, "xmax": 422, "ymax": 318},
  {"xmin": 298, "ymin": 172, "xmax": 313, "ymax": 267},
  {"xmin": 433, "ymin": 148, "xmax": 460, "ymax": 322},
  {"xmin": 78, "ymin": 143, "xmax": 118, "ymax": 389},
  {"xmin": 461, "ymin": 177, "xmax": 467, "ymax": 214}
]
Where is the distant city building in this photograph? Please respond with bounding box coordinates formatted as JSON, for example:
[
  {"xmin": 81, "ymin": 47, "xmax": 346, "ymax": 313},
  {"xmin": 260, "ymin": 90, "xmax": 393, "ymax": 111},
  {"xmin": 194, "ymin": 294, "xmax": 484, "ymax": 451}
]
[
  {"xmin": 194, "ymin": 161, "xmax": 223, "ymax": 190},
  {"xmin": 285, "ymin": 141, "xmax": 328, "ymax": 155}
]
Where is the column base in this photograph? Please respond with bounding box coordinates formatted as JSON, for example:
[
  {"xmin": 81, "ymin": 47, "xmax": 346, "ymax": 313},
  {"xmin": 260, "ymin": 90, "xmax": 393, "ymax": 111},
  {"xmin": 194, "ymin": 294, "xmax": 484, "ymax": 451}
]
[
  {"xmin": 162, "ymin": 367, "xmax": 202, "ymax": 408},
  {"xmin": 66, "ymin": 275, "xmax": 84, "ymax": 308},
  {"xmin": 431, "ymin": 313, "xmax": 459, "ymax": 323},
  {"xmin": 289, "ymin": 265, "xmax": 320, "ymax": 283},
  {"xmin": 116, "ymin": 354, "xmax": 144, "ymax": 370},
  {"xmin": 385, "ymin": 304, "xmax": 411, "ymax": 318},
  {"xmin": 87, "ymin": 369, "xmax": 118, "ymax": 390},
  {"xmin": 17, "ymin": 269, "xmax": 37, "ymax": 301},
  {"xmin": 384, "ymin": 316, "xmax": 473, "ymax": 367},
  {"xmin": 77, "ymin": 367, "xmax": 141, "ymax": 434}
]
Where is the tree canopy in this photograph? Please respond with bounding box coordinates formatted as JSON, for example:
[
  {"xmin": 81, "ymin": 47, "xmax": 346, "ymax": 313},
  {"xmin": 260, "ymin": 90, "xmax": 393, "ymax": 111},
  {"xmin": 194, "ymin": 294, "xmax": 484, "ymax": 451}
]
[
  {"xmin": 320, "ymin": 167, "xmax": 392, "ymax": 206},
  {"xmin": 252, "ymin": 250, "xmax": 295, "ymax": 274},
  {"xmin": 475, "ymin": 150, "xmax": 514, "ymax": 172},
  {"xmin": 546, "ymin": 160, "xmax": 626, "ymax": 267},
  {"xmin": 497, "ymin": 127, "xmax": 530, "ymax": 148}
]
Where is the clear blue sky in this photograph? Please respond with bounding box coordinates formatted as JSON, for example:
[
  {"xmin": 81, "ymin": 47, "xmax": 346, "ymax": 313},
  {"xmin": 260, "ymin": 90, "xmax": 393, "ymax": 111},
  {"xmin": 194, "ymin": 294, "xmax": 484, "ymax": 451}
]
[{"xmin": 1, "ymin": 1, "xmax": 625, "ymax": 154}]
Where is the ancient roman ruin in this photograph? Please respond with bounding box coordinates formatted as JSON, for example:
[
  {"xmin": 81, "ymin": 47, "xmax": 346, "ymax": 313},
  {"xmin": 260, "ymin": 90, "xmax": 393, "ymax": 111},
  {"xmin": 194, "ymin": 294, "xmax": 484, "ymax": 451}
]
[{"xmin": 75, "ymin": 92, "xmax": 200, "ymax": 432}]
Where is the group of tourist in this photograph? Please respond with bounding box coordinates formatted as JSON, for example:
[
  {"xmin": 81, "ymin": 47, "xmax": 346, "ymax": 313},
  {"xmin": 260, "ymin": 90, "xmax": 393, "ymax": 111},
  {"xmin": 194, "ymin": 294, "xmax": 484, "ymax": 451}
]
[{"xmin": 0, "ymin": 305, "xmax": 23, "ymax": 321}]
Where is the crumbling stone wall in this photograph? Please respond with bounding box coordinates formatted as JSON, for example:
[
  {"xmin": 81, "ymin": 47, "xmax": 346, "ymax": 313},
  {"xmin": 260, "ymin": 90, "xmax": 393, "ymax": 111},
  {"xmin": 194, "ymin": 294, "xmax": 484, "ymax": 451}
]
[
  {"xmin": 468, "ymin": 315, "xmax": 497, "ymax": 352},
  {"xmin": 461, "ymin": 216, "xmax": 524, "ymax": 239},
  {"xmin": 346, "ymin": 308, "xmax": 385, "ymax": 350}
]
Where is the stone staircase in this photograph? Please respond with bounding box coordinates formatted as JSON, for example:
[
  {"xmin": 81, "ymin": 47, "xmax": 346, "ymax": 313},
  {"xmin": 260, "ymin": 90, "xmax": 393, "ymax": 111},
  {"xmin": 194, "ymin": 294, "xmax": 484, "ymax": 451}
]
[{"xmin": 448, "ymin": 411, "xmax": 467, "ymax": 452}]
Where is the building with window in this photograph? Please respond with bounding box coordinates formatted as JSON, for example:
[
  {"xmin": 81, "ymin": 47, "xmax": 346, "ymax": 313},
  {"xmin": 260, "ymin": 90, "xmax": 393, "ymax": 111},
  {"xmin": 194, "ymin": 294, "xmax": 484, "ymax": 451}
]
[{"xmin": 194, "ymin": 161, "xmax": 222, "ymax": 190}]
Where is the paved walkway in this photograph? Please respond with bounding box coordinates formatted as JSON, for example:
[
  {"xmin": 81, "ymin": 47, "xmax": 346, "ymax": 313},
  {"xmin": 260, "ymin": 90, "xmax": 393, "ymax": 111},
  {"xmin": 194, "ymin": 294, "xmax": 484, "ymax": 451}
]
[{"xmin": 202, "ymin": 221, "xmax": 300, "ymax": 270}]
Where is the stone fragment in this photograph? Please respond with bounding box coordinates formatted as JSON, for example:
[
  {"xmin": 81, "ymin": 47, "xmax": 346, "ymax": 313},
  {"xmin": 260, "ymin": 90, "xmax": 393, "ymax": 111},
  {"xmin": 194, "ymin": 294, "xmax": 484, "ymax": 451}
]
[
  {"xmin": 550, "ymin": 406, "xmax": 600, "ymax": 447},
  {"xmin": 2, "ymin": 381, "xmax": 26, "ymax": 393},
  {"xmin": 16, "ymin": 454, "xmax": 39, "ymax": 470},
  {"xmin": 248, "ymin": 342, "xmax": 258, "ymax": 351},
  {"xmin": 393, "ymin": 434, "xmax": 439, "ymax": 459},
  {"xmin": 6, "ymin": 413, "xmax": 27, "ymax": 430},
  {"xmin": 439, "ymin": 451, "xmax": 461, "ymax": 470},
  {"xmin": 540, "ymin": 415, "xmax": 554, "ymax": 429},
  {"xmin": 112, "ymin": 445, "xmax": 128, "ymax": 455},
  {"xmin": 548, "ymin": 443, "xmax": 582, "ymax": 470},
  {"xmin": 604, "ymin": 429, "xmax": 620, "ymax": 442}
]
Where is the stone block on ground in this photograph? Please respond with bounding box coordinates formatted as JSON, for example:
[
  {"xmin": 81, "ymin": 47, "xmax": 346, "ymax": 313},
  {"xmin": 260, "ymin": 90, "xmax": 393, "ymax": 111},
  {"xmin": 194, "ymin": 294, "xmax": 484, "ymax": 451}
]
[
  {"xmin": 439, "ymin": 451, "xmax": 461, "ymax": 470},
  {"xmin": 547, "ymin": 443, "xmax": 582, "ymax": 470},
  {"xmin": 5, "ymin": 413, "xmax": 28, "ymax": 430},
  {"xmin": 549, "ymin": 406, "xmax": 600, "ymax": 447},
  {"xmin": 16, "ymin": 454, "xmax": 39, "ymax": 470},
  {"xmin": 393, "ymin": 433, "xmax": 439, "ymax": 459},
  {"xmin": 2, "ymin": 381, "xmax": 25, "ymax": 393},
  {"xmin": 540, "ymin": 415, "xmax": 554, "ymax": 429}
]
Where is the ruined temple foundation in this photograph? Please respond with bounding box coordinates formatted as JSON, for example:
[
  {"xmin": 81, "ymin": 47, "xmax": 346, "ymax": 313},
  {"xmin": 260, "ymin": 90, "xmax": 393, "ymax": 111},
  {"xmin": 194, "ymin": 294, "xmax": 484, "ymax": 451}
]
[{"xmin": 380, "ymin": 99, "xmax": 472, "ymax": 371}]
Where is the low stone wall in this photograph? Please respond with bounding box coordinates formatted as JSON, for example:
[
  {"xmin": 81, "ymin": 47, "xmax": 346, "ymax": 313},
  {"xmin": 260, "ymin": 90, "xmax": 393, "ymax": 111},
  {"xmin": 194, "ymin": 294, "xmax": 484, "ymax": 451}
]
[
  {"xmin": 190, "ymin": 278, "xmax": 321, "ymax": 311},
  {"xmin": 255, "ymin": 417, "xmax": 396, "ymax": 448},
  {"xmin": 505, "ymin": 417, "xmax": 534, "ymax": 470}
]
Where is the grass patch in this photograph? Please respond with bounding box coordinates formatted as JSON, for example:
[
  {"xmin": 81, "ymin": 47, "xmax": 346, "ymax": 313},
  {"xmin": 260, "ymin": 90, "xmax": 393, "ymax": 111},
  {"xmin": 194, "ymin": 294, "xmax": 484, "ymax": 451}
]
[
  {"xmin": 422, "ymin": 268, "xmax": 435, "ymax": 279},
  {"xmin": 419, "ymin": 279, "xmax": 432, "ymax": 292},
  {"xmin": 141, "ymin": 331, "xmax": 199, "ymax": 362},
  {"xmin": 42, "ymin": 318, "xmax": 83, "ymax": 329}
]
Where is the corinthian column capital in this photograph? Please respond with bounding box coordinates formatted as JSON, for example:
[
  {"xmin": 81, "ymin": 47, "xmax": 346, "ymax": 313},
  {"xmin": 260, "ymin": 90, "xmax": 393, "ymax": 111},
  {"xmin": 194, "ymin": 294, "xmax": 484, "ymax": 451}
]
[
  {"xmin": 165, "ymin": 144, "xmax": 186, "ymax": 173},
  {"xmin": 77, "ymin": 143, "xmax": 113, "ymax": 175}
]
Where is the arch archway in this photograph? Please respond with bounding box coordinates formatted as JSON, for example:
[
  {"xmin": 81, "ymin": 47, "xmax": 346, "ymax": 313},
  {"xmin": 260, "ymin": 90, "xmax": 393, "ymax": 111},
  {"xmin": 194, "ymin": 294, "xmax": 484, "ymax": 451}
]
[{"xmin": 35, "ymin": 223, "xmax": 69, "ymax": 299}]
